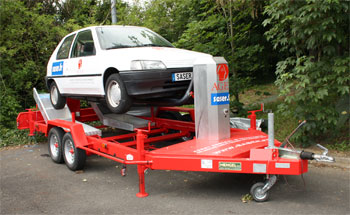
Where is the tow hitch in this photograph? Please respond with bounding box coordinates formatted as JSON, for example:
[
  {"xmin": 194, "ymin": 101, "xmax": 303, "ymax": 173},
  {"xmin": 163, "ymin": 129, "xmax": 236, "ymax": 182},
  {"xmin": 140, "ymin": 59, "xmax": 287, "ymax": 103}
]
[
  {"xmin": 300, "ymin": 144, "xmax": 335, "ymax": 162},
  {"xmin": 278, "ymin": 144, "xmax": 335, "ymax": 162},
  {"xmin": 277, "ymin": 119, "xmax": 335, "ymax": 162}
]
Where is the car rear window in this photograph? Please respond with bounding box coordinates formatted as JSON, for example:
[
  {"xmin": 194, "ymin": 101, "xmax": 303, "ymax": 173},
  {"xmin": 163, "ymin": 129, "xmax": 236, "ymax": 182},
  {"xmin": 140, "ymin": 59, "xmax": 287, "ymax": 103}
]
[
  {"xmin": 56, "ymin": 34, "xmax": 75, "ymax": 60},
  {"xmin": 96, "ymin": 27, "xmax": 173, "ymax": 50}
]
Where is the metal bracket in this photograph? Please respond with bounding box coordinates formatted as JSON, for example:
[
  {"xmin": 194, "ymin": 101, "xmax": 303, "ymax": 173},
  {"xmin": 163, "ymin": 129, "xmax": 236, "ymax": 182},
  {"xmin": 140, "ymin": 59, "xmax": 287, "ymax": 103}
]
[{"xmin": 261, "ymin": 175, "xmax": 277, "ymax": 194}]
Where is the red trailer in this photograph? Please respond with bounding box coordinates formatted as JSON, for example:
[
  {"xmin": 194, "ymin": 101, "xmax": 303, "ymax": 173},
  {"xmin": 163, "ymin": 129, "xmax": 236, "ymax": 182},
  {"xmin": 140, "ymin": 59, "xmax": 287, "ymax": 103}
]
[{"xmin": 16, "ymin": 58, "xmax": 334, "ymax": 202}]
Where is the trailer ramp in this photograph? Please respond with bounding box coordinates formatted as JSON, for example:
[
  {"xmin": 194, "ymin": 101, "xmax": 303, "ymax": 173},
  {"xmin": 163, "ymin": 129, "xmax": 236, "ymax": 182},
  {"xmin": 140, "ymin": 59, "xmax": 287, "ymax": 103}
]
[{"xmin": 33, "ymin": 88, "xmax": 101, "ymax": 136}]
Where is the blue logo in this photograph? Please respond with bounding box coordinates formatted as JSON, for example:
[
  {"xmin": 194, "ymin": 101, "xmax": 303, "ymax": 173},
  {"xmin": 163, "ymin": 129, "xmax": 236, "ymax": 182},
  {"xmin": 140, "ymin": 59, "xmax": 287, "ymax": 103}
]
[
  {"xmin": 52, "ymin": 61, "xmax": 64, "ymax": 76},
  {"xmin": 211, "ymin": 92, "xmax": 230, "ymax": 105}
]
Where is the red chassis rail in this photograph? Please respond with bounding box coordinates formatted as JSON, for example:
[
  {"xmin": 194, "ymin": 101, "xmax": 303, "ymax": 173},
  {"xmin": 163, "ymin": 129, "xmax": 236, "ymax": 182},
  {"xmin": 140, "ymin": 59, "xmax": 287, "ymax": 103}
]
[{"xmin": 17, "ymin": 103, "xmax": 308, "ymax": 197}]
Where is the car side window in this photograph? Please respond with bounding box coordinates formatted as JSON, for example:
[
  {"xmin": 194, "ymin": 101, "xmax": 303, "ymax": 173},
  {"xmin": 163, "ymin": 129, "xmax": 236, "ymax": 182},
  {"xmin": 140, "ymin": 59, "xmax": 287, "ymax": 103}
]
[
  {"xmin": 71, "ymin": 30, "xmax": 96, "ymax": 58},
  {"xmin": 56, "ymin": 34, "xmax": 75, "ymax": 60}
]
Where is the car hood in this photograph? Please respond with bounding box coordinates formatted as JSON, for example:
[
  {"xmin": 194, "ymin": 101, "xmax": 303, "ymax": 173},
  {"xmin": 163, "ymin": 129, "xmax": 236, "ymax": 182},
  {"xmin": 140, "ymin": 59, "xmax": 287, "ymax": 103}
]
[{"xmin": 101, "ymin": 47, "xmax": 212, "ymax": 69}]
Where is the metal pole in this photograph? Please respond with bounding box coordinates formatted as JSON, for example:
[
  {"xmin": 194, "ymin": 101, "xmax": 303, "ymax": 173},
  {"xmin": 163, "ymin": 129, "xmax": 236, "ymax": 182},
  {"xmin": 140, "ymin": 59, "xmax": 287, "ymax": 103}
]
[
  {"xmin": 111, "ymin": 0, "xmax": 117, "ymax": 24},
  {"xmin": 268, "ymin": 113, "xmax": 275, "ymax": 148}
]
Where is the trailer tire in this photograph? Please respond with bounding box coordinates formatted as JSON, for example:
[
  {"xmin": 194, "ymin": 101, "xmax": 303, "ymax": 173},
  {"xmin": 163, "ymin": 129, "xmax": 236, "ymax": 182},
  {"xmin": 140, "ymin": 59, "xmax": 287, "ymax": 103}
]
[
  {"xmin": 50, "ymin": 81, "xmax": 66, "ymax": 109},
  {"xmin": 105, "ymin": 73, "xmax": 132, "ymax": 114},
  {"xmin": 62, "ymin": 133, "xmax": 86, "ymax": 171},
  {"xmin": 180, "ymin": 114, "xmax": 194, "ymax": 141},
  {"xmin": 158, "ymin": 111, "xmax": 182, "ymax": 135},
  {"xmin": 48, "ymin": 127, "xmax": 65, "ymax": 164},
  {"xmin": 158, "ymin": 111, "xmax": 192, "ymax": 142},
  {"xmin": 158, "ymin": 111, "xmax": 183, "ymax": 121},
  {"xmin": 250, "ymin": 182, "xmax": 269, "ymax": 202}
]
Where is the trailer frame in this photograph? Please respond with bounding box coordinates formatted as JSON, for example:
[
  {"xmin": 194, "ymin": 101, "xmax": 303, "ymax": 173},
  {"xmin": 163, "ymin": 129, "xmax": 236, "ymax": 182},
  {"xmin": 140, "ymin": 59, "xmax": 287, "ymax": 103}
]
[{"xmin": 17, "ymin": 99, "xmax": 308, "ymax": 199}]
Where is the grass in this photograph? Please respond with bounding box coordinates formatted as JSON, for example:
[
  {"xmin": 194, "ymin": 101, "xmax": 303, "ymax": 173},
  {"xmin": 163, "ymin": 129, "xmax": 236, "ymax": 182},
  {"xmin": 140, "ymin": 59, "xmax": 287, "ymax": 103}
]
[
  {"xmin": 326, "ymin": 141, "xmax": 350, "ymax": 151},
  {"xmin": 238, "ymin": 83, "xmax": 349, "ymax": 151},
  {"xmin": 239, "ymin": 82, "xmax": 279, "ymax": 106},
  {"xmin": 235, "ymin": 83, "xmax": 298, "ymax": 142}
]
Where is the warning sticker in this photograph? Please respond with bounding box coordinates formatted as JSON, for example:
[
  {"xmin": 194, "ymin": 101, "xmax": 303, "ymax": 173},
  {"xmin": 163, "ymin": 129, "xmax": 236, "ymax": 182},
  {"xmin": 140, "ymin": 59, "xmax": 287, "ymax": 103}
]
[
  {"xmin": 253, "ymin": 163, "xmax": 266, "ymax": 173},
  {"xmin": 201, "ymin": 159, "xmax": 213, "ymax": 169},
  {"xmin": 219, "ymin": 162, "xmax": 241, "ymax": 171},
  {"xmin": 275, "ymin": 163, "xmax": 290, "ymax": 168}
]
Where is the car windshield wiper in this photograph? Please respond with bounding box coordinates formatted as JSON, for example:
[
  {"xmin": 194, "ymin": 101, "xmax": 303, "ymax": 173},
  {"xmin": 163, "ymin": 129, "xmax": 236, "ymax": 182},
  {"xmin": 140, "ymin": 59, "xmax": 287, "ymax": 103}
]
[
  {"xmin": 106, "ymin": 45, "xmax": 134, "ymax": 50},
  {"xmin": 138, "ymin": 44, "xmax": 172, "ymax": 47}
]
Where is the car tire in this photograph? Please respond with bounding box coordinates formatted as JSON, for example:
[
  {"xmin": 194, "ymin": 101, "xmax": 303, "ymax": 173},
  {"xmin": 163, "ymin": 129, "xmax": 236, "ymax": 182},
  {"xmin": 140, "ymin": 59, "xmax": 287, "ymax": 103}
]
[
  {"xmin": 48, "ymin": 127, "xmax": 65, "ymax": 164},
  {"xmin": 105, "ymin": 73, "xmax": 132, "ymax": 114},
  {"xmin": 50, "ymin": 81, "xmax": 66, "ymax": 109},
  {"xmin": 62, "ymin": 133, "xmax": 86, "ymax": 171}
]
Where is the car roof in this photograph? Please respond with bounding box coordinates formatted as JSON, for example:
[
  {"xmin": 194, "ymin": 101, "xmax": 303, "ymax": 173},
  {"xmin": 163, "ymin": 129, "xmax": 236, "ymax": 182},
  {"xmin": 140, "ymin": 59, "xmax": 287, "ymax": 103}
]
[
  {"xmin": 62, "ymin": 25, "xmax": 148, "ymax": 40},
  {"xmin": 73, "ymin": 25, "xmax": 146, "ymax": 33}
]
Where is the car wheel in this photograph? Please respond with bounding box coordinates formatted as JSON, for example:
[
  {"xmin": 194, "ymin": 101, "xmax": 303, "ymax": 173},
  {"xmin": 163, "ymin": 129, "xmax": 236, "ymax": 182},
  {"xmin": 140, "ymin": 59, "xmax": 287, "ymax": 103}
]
[
  {"xmin": 50, "ymin": 81, "xmax": 66, "ymax": 109},
  {"xmin": 62, "ymin": 133, "xmax": 86, "ymax": 171},
  {"xmin": 48, "ymin": 127, "xmax": 65, "ymax": 164},
  {"xmin": 105, "ymin": 74, "xmax": 132, "ymax": 114}
]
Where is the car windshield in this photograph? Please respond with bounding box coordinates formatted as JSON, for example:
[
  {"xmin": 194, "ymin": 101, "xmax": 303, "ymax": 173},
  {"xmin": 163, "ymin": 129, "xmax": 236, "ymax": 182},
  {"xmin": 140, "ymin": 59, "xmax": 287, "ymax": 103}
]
[{"xmin": 96, "ymin": 27, "xmax": 174, "ymax": 50}]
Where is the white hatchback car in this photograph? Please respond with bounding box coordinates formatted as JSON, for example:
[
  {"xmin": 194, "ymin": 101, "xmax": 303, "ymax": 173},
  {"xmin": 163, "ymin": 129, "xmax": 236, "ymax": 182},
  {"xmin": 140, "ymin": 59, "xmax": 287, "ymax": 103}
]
[{"xmin": 46, "ymin": 25, "xmax": 211, "ymax": 113}]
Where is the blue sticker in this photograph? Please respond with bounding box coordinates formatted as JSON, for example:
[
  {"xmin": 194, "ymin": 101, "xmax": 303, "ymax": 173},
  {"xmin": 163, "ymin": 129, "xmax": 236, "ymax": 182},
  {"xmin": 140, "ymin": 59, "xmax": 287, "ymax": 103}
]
[
  {"xmin": 211, "ymin": 92, "xmax": 230, "ymax": 105},
  {"xmin": 52, "ymin": 61, "xmax": 64, "ymax": 76}
]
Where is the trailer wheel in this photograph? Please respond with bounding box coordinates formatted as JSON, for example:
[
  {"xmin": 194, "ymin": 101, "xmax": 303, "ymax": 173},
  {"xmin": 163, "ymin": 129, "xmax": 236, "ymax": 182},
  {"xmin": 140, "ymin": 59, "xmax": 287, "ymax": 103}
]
[
  {"xmin": 158, "ymin": 111, "xmax": 182, "ymax": 135},
  {"xmin": 50, "ymin": 81, "xmax": 66, "ymax": 109},
  {"xmin": 48, "ymin": 127, "xmax": 65, "ymax": 163},
  {"xmin": 105, "ymin": 73, "xmax": 132, "ymax": 114},
  {"xmin": 181, "ymin": 114, "xmax": 193, "ymax": 122},
  {"xmin": 250, "ymin": 182, "xmax": 269, "ymax": 202},
  {"xmin": 180, "ymin": 114, "xmax": 194, "ymax": 141},
  {"xmin": 62, "ymin": 133, "xmax": 86, "ymax": 171}
]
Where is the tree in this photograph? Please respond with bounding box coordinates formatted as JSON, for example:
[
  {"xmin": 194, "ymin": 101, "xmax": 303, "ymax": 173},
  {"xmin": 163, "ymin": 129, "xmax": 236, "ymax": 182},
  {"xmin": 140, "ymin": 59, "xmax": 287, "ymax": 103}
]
[
  {"xmin": 176, "ymin": 0, "xmax": 277, "ymax": 114},
  {"xmin": 263, "ymin": 0, "xmax": 349, "ymax": 144},
  {"xmin": 0, "ymin": 0, "xmax": 66, "ymax": 128}
]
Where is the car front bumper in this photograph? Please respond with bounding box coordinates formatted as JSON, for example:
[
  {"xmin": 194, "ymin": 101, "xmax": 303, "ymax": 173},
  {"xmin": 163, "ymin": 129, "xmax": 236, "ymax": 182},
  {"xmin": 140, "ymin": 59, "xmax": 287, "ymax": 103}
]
[{"xmin": 119, "ymin": 68, "xmax": 192, "ymax": 98}]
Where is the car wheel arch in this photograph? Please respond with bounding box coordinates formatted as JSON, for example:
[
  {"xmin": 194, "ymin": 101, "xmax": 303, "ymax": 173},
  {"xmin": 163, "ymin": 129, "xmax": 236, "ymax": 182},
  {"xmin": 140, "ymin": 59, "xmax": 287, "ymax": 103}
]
[
  {"xmin": 47, "ymin": 79, "xmax": 54, "ymax": 90},
  {"xmin": 103, "ymin": 67, "xmax": 119, "ymax": 90}
]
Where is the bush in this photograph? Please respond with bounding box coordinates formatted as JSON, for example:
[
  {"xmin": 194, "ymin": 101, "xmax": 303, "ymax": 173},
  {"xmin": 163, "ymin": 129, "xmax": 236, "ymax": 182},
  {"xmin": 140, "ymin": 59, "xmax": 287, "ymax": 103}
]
[{"xmin": 263, "ymin": 0, "xmax": 349, "ymax": 144}]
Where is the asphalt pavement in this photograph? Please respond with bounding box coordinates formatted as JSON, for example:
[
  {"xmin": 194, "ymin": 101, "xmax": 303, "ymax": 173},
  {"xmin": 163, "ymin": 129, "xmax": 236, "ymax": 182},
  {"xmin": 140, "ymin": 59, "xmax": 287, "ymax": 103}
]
[{"xmin": 1, "ymin": 143, "xmax": 349, "ymax": 214}]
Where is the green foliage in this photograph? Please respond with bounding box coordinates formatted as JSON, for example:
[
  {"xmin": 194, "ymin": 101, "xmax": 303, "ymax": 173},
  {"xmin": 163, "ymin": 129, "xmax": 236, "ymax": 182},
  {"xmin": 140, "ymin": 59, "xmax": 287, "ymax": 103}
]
[
  {"xmin": 0, "ymin": 128, "xmax": 34, "ymax": 147},
  {"xmin": 175, "ymin": 0, "xmax": 277, "ymax": 112},
  {"xmin": 255, "ymin": 101, "xmax": 300, "ymax": 144},
  {"xmin": 1, "ymin": 0, "xmax": 64, "ymax": 128},
  {"xmin": 229, "ymin": 75, "xmax": 252, "ymax": 116},
  {"xmin": 263, "ymin": 0, "xmax": 349, "ymax": 144},
  {"xmin": 142, "ymin": 0, "xmax": 195, "ymax": 43},
  {"xmin": 326, "ymin": 141, "xmax": 350, "ymax": 152}
]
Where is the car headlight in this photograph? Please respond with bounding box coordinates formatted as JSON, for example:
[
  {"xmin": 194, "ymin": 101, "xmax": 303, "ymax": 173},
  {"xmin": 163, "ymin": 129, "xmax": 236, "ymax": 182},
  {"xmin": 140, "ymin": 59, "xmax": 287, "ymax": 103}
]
[{"xmin": 130, "ymin": 60, "xmax": 167, "ymax": 70}]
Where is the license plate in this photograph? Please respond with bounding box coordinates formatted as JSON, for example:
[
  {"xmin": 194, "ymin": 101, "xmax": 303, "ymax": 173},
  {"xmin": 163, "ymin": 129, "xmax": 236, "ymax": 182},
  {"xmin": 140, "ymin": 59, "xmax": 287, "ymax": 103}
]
[{"xmin": 172, "ymin": 72, "xmax": 192, "ymax": 82}]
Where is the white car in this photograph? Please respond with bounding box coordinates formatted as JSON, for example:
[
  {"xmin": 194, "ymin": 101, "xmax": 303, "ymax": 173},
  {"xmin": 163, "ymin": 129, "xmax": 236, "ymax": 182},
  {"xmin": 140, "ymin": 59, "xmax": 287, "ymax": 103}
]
[{"xmin": 46, "ymin": 25, "xmax": 211, "ymax": 113}]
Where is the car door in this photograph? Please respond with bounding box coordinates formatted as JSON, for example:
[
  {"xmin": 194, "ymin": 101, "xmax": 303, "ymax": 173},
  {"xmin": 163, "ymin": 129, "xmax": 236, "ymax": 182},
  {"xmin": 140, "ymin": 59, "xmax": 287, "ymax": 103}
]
[
  {"xmin": 51, "ymin": 33, "xmax": 76, "ymax": 95},
  {"xmin": 69, "ymin": 29, "xmax": 102, "ymax": 96}
]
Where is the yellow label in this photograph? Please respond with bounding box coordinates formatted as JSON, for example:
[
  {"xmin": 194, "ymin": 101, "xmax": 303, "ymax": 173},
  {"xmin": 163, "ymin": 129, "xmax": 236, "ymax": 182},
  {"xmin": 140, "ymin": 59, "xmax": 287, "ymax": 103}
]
[{"xmin": 219, "ymin": 162, "xmax": 242, "ymax": 171}]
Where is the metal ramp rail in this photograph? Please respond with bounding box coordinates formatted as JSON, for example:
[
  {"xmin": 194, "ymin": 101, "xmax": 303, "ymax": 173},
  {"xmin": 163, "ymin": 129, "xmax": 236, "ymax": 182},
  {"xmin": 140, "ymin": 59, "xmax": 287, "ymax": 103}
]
[
  {"xmin": 33, "ymin": 88, "xmax": 101, "ymax": 136},
  {"xmin": 90, "ymin": 103, "xmax": 154, "ymax": 131}
]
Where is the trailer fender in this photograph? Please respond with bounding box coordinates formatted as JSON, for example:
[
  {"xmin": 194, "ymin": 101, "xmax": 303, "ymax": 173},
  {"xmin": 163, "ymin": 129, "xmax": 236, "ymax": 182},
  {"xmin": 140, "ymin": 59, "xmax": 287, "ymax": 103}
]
[
  {"xmin": 47, "ymin": 119, "xmax": 89, "ymax": 148},
  {"xmin": 17, "ymin": 112, "xmax": 30, "ymax": 130}
]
